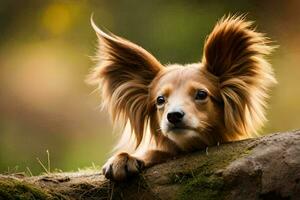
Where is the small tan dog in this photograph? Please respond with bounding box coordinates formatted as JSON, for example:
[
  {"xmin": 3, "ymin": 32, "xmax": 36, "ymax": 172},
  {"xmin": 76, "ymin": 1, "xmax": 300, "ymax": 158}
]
[{"xmin": 88, "ymin": 15, "xmax": 276, "ymax": 181}]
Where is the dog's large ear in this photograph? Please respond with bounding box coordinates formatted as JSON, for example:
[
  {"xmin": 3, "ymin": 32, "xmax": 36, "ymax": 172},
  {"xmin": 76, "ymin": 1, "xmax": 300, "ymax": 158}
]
[
  {"xmin": 202, "ymin": 15, "xmax": 276, "ymax": 139},
  {"xmin": 88, "ymin": 20, "xmax": 163, "ymax": 148}
]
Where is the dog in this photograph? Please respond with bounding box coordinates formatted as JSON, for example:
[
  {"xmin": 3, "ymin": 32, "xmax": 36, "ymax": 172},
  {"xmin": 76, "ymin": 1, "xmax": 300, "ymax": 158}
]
[{"xmin": 88, "ymin": 15, "xmax": 276, "ymax": 181}]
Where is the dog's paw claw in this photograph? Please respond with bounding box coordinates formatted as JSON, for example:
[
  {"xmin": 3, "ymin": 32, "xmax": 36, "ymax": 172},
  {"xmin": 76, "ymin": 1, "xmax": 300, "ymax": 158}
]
[
  {"xmin": 102, "ymin": 153, "xmax": 144, "ymax": 181},
  {"xmin": 102, "ymin": 163, "xmax": 113, "ymax": 180}
]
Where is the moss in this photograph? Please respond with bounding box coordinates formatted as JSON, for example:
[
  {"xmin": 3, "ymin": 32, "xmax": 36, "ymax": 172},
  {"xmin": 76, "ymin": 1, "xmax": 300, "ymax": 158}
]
[
  {"xmin": 0, "ymin": 178, "xmax": 50, "ymax": 200},
  {"xmin": 179, "ymin": 174, "xmax": 224, "ymax": 200},
  {"xmin": 172, "ymin": 142, "xmax": 254, "ymax": 200}
]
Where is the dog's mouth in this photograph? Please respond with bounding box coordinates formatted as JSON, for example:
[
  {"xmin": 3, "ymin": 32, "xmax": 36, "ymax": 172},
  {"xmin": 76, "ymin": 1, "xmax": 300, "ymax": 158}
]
[{"xmin": 167, "ymin": 124, "xmax": 198, "ymax": 133}]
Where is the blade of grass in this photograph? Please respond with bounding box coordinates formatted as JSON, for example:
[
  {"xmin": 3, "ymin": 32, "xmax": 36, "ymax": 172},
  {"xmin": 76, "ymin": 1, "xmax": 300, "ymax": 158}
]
[
  {"xmin": 26, "ymin": 166, "xmax": 33, "ymax": 176},
  {"xmin": 36, "ymin": 157, "xmax": 49, "ymax": 174},
  {"xmin": 46, "ymin": 149, "xmax": 51, "ymax": 173}
]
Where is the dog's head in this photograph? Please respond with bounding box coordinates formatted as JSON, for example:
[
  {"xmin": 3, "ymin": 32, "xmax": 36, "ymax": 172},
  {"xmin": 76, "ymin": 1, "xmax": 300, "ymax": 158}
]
[{"xmin": 88, "ymin": 15, "xmax": 276, "ymax": 151}]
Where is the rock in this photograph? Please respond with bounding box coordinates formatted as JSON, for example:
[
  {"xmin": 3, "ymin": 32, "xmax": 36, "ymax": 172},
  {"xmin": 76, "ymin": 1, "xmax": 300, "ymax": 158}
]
[{"xmin": 0, "ymin": 130, "xmax": 299, "ymax": 200}]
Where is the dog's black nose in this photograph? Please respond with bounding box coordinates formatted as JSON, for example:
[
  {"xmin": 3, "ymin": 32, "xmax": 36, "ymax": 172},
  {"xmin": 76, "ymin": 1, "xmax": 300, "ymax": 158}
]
[{"xmin": 167, "ymin": 111, "xmax": 185, "ymax": 124}]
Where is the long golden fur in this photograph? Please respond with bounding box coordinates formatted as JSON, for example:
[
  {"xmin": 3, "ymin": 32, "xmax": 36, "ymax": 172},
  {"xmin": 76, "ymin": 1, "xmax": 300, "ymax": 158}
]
[{"xmin": 88, "ymin": 15, "xmax": 276, "ymax": 181}]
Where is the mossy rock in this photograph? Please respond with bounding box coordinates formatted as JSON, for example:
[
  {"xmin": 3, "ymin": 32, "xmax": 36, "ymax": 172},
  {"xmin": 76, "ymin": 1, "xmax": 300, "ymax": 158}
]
[
  {"xmin": 0, "ymin": 130, "xmax": 299, "ymax": 200},
  {"xmin": 0, "ymin": 177, "xmax": 50, "ymax": 200}
]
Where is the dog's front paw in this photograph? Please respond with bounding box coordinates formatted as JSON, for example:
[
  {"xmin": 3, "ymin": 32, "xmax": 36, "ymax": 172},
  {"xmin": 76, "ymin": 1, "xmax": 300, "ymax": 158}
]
[{"xmin": 102, "ymin": 152, "xmax": 144, "ymax": 181}]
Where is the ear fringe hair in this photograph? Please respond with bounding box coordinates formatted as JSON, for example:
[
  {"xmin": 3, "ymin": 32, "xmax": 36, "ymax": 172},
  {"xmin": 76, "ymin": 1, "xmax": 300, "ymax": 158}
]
[
  {"xmin": 88, "ymin": 19, "xmax": 163, "ymax": 149},
  {"xmin": 202, "ymin": 15, "xmax": 277, "ymax": 139}
]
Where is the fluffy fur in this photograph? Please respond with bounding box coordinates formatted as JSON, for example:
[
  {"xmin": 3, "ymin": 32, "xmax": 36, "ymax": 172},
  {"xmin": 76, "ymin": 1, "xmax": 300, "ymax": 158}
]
[
  {"xmin": 88, "ymin": 15, "xmax": 276, "ymax": 181},
  {"xmin": 202, "ymin": 16, "xmax": 276, "ymax": 140}
]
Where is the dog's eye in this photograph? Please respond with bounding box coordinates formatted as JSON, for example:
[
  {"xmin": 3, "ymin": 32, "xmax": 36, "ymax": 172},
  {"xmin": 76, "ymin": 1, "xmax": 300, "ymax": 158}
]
[
  {"xmin": 195, "ymin": 90, "xmax": 208, "ymax": 101},
  {"xmin": 156, "ymin": 96, "xmax": 165, "ymax": 106}
]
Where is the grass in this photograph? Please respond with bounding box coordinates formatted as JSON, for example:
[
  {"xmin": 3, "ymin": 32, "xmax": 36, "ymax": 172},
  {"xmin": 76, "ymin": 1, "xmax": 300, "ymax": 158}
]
[
  {"xmin": 0, "ymin": 150, "xmax": 102, "ymax": 200},
  {"xmin": 3, "ymin": 150, "xmax": 101, "ymax": 178},
  {"xmin": 36, "ymin": 149, "xmax": 51, "ymax": 174}
]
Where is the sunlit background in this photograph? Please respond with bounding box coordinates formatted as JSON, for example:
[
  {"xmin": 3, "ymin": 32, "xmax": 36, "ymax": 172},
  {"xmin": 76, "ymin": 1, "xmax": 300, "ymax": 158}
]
[{"xmin": 0, "ymin": 0, "xmax": 299, "ymax": 175}]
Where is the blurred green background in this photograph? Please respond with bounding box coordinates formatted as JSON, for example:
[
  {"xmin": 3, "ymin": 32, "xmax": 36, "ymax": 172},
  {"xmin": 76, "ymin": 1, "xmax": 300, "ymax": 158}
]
[{"xmin": 0, "ymin": 0, "xmax": 299, "ymax": 175}]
